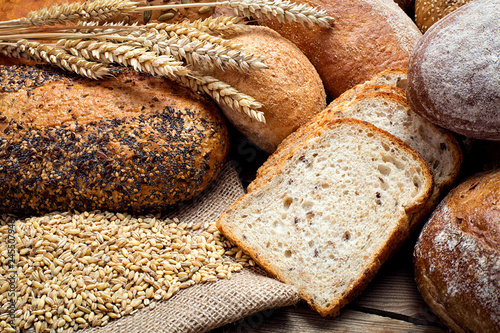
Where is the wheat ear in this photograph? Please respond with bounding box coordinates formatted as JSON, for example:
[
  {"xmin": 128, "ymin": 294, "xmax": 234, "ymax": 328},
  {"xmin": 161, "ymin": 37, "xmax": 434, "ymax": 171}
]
[
  {"xmin": 1, "ymin": 0, "xmax": 136, "ymax": 27},
  {"xmin": 0, "ymin": 40, "xmax": 110, "ymax": 79},
  {"xmin": 135, "ymin": 0, "xmax": 334, "ymax": 27},
  {"xmin": 131, "ymin": 30, "xmax": 267, "ymax": 72},
  {"xmin": 58, "ymin": 39, "xmax": 189, "ymax": 78},
  {"xmin": 180, "ymin": 72, "xmax": 265, "ymax": 123}
]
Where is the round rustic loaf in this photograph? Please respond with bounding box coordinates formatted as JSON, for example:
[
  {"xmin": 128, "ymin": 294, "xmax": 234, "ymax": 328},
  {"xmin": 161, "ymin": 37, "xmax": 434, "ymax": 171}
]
[
  {"xmin": 414, "ymin": 168, "xmax": 500, "ymax": 333},
  {"xmin": 204, "ymin": 25, "xmax": 326, "ymax": 153},
  {"xmin": 0, "ymin": 65, "xmax": 229, "ymax": 215},
  {"xmin": 415, "ymin": 0, "xmax": 472, "ymax": 33},
  {"xmin": 257, "ymin": 0, "xmax": 422, "ymax": 99},
  {"xmin": 407, "ymin": 0, "xmax": 500, "ymax": 141}
]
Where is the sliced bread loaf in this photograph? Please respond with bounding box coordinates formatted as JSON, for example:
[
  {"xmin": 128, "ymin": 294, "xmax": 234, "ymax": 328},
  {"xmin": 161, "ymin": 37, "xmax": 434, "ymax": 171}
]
[
  {"xmin": 248, "ymin": 68, "xmax": 411, "ymax": 193},
  {"xmin": 249, "ymin": 88, "xmax": 462, "ymax": 218},
  {"xmin": 217, "ymin": 118, "xmax": 433, "ymax": 316}
]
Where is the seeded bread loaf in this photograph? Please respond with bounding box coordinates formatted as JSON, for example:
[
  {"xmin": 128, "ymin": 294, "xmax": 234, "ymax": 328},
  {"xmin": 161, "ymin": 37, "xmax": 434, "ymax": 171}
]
[
  {"xmin": 257, "ymin": 0, "xmax": 421, "ymax": 98},
  {"xmin": 414, "ymin": 168, "xmax": 500, "ymax": 333},
  {"xmin": 0, "ymin": 65, "xmax": 229, "ymax": 215},
  {"xmin": 203, "ymin": 25, "xmax": 326, "ymax": 153},
  {"xmin": 407, "ymin": 0, "xmax": 500, "ymax": 141},
  {"xmin": 415, "ymin": 0, "xmax": 472, "ymax": 33},
  {"xmin": 217, "ymin": 118, "xmax": 433, "ymax": 316}
]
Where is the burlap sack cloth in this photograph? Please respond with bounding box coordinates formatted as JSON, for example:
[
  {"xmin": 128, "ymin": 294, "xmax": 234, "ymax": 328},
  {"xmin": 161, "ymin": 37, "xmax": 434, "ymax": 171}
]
[{"xmin": 85, "ymin": 163, "xmax": 299, "ymax": 333}]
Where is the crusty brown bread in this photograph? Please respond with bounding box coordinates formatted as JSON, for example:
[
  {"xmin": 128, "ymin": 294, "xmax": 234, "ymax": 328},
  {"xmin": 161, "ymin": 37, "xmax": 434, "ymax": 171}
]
[
  {"xmin": 415, "ymin": 0, "xmax": 472, "ymax": 33},
  {"xmin": 257, "ymin": 0, "xmax": 421, "ymax": 98},
  {"xmin": 203, "ymin": 25, "xmax": 326, "ymax": 153},
  {"xmin": 218, "ymin": 118, "xmax": 433, "ymax": 316},
  {"xmin": 407, "ymin": 0, "xmax": 500, "ymax": 141},
  {"xmin": 0, "ymin": 65, "xmax": 229, "ymax": 215},
  {"xmin": 414, "ymin": 168, "xmax": 500, "ymax": 333}
]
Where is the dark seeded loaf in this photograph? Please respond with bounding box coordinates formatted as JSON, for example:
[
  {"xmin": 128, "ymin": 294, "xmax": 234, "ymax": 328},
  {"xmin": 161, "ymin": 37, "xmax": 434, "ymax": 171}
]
[
  {"xmin": 0, "ymin": 65, "xmax": 229, "ymax": 215},
  {"xmin": 217, "ymin": 118, "xmax": 433, "ymax": 316}
]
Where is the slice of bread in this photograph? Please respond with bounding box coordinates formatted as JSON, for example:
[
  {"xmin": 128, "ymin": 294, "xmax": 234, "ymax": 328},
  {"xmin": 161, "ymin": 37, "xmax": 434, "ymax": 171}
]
[
  {"xmin": 249, "ymin": 87, "xmax": 461, "ymax": 205},
  {"xmin": 248, "ymin": 68, "xmax": 411, "ymax": 193},
  {"xmin": 217, "ymin": 118, "xmax": 433, "ymax": 316}
]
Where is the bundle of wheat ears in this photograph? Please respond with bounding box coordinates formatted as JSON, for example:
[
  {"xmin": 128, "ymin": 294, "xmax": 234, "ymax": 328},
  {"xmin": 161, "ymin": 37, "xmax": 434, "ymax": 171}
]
[{"xmin": 0, "ymin": 0, "xmax": 333, "ymax": 123}]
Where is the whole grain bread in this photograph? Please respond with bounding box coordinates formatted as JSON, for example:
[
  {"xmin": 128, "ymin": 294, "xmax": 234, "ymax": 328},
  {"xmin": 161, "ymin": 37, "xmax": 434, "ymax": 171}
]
[
  {"xmin": 414, "ymin": 168, "xmax": 500, "ymax": 333},
  {"xmin": 248, "ymin": 68, "xmax": 412, "ymax": 192},
  {"xmin": 415, "ymin": 0, "xmax": 472, "ymax": 33},
  {"xmin": 217, "ymin": 118, "xmax": 433, "ymax": 316},
  {"xmin": 407, "ymin": 0, "xmax": 500, "ymax": 141},
  {"xmin": 203, "ymin": 25, "xmax": 326, "ymax": 153},
  {"xmin": 0, "ymin": 65, "xmax": 229, "ymax": 215},
  {"xmin": 249, "ymin": 87, "xmax": 462, "ymax": 226},
  {"xmin": 257, "ymin": 0, "xmax": 421, "ymax": 98}
]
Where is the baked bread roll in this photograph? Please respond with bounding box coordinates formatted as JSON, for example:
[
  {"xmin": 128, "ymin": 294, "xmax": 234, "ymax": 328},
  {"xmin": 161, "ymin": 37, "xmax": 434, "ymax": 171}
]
[
  {"xmin": 407, "ymin": 0, "xmax": 500, "ymax": 141},
  {"xmin": 0, "ymin": 65, "xmax": 229, "ymax": 215},
  {"xmin": 204, "ymin": 25, "xmax": 326, "ymax": 153},
  {"xmin": 414, "ymin": 168, "xmax": 500, "ymax": 333},
  {"xmin": 257, "ymin": 0, "xmax": 421, "ymax": 98},
  {"xmin": 218, "ymin": 118, "xmax": 433, "ymax": 316},
  {"xmin": 415, "ymin": 0, "xmax": 472, "ymax": 33}
]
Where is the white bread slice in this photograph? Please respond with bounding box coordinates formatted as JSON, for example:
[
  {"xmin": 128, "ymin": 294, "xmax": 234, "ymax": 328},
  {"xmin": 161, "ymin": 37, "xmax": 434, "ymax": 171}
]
[
  {"xmin": 217, "ymin": 118, "xmax": 433, "ymax": 316},
  {"xmin": 249, "ymin": 87, "xmax": 462, "ymax": 207},
  {"xmin": 248, "ymin": 68, "xmax": 411, "ymax": 193}
]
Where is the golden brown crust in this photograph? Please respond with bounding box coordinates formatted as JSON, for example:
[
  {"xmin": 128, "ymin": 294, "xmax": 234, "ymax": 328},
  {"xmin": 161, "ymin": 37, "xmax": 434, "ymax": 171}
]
[
  {"xmin": 415, "ymin": 0, "xmax": 472, "ymax": 33},
  {"xmin": 204, "ymin": 25, "xmax": 326, "ymax": 153},
  {"xmin": 414, "ymin": 168, "xmax": 500, "ymax": 333},
  {"xmin": 257, "ymin": 0, "xmax": 421, "ymax": 98},
  {"xmin": 0, "ymin": 65, "xmax": 229, "ymax": 215}
]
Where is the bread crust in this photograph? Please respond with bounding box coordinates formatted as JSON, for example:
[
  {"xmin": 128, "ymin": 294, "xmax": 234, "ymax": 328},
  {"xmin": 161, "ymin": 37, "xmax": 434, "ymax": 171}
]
[
  {"xmin": 407, "ymin": 0, "xmax": 500, "ymax": 141},
  {"xmin": 414, "ymin": 168, "xmax": 500, "ymax": 333},
  {"xmin": 415, "ymin": 0, "xmax": 472, "ymax": 33},
  {"xmin": 204, "ymin": 25, "xmax": 326, "ymax": 153},
  {"xmin": 257, "ymin": 0, "xmax": 421, "ymax": 98},
  {"xmin": 0, "ymin": 65, "xmax": 229, "ymax": 215},
  {"xmin": 218, "ymin": 118, "xmax": 433, "ymax": 316}
]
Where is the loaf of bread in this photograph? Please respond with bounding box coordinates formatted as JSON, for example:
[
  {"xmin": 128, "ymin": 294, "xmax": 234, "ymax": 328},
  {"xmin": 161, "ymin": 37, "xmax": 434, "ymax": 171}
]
[
  {"xmin": 203, "ymin": 25, "xmax": 326, "ymax": 153},
  {"xmin": 0, "ymin": 65, "xmax": 229, "ymax": 215},
  {"xmin": 414, "ymin": 168, "xmax": 500, "ymax": 333},
  {"xmin": 257, "ymin": 0, "xmax": 421, "ymax": 98},
  {"xmin": 415, "ymin": 0, "xmax": 472, "ymax": 33},
  {"xmin": 407, "ymin": 0, "xmax": 500, "ymax": 141},
  {"xmin": 217, "ymin": 118, "xmax": 433, "ymax": 316}
]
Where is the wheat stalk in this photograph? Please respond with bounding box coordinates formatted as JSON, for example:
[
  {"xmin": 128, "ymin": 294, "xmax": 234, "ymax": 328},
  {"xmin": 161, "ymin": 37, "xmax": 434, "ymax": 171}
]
[
  {"xmin": 149, "ymin": 16, "xmax": 247, "ymax": 35},
  {"xmin": 130, "ymin": 29, "xmax": 267, "ymax": 72},
  {"xmin": 57, "ymin": 39, "xmax": 189, "ymax": 78},
  {"xmin": 0, "ymin": 40, "xmax": 110, "ymax": 79},
  {"xmin": 136, "ymin": 0, "xmax": 334, "ymax": 27},
  {"xmin": 0, "ymin": 0, "xmax": 137, "ymax": 27},
  {"xmin": 180, "ymin": 71, "xmax": 266, "ymax": 123},
  {"xmin": 58, "ymin": 38, "xmax": 265, "ymax": 122}
]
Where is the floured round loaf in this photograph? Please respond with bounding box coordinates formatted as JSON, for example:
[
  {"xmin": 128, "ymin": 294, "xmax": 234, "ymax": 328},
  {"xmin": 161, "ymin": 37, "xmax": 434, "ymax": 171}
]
[
  {"xmin": 407, "ymin": 0, "xmax": 500, "ymax": 141},
  {"xmin": 257, "ymin": 0, "xmax": 421, "ymax": 98},
  {"xmin": 414, "ymin": 168, "xmax": 500, "ymax": 333},
  {"xmin": 0, "ymin": 65, "xmax": 229, "ymax": 215},
  {"xmin": 204, "ymin": 25, "xmax": 326, "ymax": 153}
]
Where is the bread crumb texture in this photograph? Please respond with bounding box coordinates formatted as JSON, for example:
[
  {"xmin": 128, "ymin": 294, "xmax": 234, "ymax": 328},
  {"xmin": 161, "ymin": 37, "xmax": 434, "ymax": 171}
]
[
  {"xmin": 0, "ymin": 65, "xmax": 229, "ymax": 215},
  {"xmin": 218, "ymin": 119, "xmax": 432, "ymax": 316}
]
